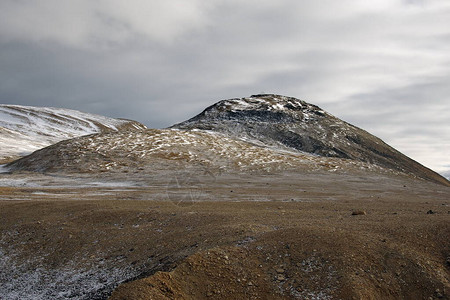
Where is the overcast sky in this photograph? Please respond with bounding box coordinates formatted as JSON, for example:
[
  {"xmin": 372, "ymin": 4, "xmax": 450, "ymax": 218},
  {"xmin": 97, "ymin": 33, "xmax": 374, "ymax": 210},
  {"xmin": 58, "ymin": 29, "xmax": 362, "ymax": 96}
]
[{"xmin": 0, "ymin": 0, "xmax": 449, "ymax": 177}]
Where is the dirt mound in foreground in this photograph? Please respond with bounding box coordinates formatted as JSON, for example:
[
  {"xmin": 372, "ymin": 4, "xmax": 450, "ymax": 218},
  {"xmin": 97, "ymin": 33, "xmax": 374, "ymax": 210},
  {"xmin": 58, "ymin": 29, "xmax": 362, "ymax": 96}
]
[{"xmin": 110, "ymin": 225, "xmax": 449, "ymax": 300}]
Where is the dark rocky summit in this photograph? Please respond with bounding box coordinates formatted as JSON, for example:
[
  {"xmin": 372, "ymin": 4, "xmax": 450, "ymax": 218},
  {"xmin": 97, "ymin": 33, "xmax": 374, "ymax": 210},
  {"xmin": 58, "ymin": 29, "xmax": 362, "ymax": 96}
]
[{"xmin": 172, "ymin": 94, "xmax": 449, "ymax": 186}]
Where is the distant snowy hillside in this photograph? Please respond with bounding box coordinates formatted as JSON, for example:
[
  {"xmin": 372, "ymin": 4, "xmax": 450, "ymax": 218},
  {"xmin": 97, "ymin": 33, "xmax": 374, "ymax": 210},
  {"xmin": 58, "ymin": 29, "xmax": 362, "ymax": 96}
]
[{"xmin": 0, "ymin": 104, "xmax": 146, "ymax": 162}]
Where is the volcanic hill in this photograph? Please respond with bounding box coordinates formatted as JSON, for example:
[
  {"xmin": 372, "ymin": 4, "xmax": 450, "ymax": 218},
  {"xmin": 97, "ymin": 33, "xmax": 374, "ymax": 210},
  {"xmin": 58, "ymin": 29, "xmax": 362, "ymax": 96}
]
[{"xmin": 172, "ymin": 94, "xmax": 449, "ymax": 186}]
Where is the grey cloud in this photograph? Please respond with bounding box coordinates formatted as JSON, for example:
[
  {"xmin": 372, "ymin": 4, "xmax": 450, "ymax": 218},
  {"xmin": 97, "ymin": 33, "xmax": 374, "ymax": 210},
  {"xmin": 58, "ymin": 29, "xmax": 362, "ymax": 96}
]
[{"xmin": 0, "ymin": 0, "xmax": 211, "ymax": 47}]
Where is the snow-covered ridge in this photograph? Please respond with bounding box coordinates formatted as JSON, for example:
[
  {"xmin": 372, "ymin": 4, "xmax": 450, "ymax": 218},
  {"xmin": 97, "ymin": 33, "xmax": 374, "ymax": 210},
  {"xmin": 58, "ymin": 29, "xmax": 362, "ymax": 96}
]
[{"xmin": 0, "ymin": 104, "xmax": 146, "ymax": 162}]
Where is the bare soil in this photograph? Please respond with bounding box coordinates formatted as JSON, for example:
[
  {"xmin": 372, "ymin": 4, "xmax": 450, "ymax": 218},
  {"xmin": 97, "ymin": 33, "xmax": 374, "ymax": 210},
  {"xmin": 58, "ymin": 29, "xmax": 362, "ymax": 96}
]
[{"xmin": 0, "ymin": 171, "xmax": 449, "ymax": 299}]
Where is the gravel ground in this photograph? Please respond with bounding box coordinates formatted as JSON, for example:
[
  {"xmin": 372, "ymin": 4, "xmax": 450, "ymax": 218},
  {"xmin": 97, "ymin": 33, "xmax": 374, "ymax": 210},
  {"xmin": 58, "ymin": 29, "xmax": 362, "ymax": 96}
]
[{"xmin": 0, "ymin": 170, "xmax": 449, "ymax": 299}]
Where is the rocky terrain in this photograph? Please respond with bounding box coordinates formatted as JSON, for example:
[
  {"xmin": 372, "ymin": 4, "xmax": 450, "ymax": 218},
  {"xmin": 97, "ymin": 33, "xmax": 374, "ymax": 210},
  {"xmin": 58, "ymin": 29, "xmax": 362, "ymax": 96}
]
[
  {"xmin": 0, "ymin": 104, "xmax": 146, "ymax": 163},
  {"xmin": 0, "ymin": 174, "xmax": 449, "ymax": 300},
  {"xmin": 0, "ymin": 96, "xmax": 449, "ymax": 299},
  {"xmin": 5, "ymin": 128, "xmax": 401, "ymax": 179}
]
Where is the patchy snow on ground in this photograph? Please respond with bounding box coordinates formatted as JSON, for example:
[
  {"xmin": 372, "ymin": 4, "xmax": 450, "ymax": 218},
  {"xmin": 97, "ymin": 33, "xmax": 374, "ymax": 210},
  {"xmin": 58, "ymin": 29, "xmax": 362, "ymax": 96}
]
[
  {"xmin": 0, "ymin": 174, "xmax": 139, "ymax": 190},
  {"xmin": 0, "ymin": 247, "xmax": 139, "ymax": 300},
  {"xmin": 0, "ymin": 177, "xmax": 40, "ymax": 188}
]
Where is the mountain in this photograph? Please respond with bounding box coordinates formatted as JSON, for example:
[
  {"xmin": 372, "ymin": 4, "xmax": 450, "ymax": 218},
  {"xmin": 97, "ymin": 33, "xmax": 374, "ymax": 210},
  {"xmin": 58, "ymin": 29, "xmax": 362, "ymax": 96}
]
[
  {"xmin": 0, "ymin": 104, "xmax": 146, "ymax": 163},
  {"xmin": 172, "ymin": 94, "xmax": 449, "ymax": 186},
  {"xmin": 5, "ymin": 95, "xmax": 448, "ymax": 186}
]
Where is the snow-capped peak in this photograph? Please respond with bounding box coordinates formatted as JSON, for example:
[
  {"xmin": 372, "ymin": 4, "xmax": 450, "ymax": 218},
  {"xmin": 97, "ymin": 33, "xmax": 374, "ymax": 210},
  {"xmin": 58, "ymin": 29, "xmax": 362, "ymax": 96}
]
[{"xmin": 213, "ymin": 94, "xmax": 313, "ymax": 113}]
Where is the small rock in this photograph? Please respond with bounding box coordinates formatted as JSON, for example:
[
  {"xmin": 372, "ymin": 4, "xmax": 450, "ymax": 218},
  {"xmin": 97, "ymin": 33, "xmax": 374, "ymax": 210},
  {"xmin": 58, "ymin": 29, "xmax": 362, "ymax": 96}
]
[
  {"xmin": 247, "ymin": 281, "xmax": 253, "ymax": 286},
  {"xmin": 276, "ymin": 268, "xmax": 285, "ymax": 274},
  {"xmin": 351, "ymin": 210, "xmax": 366, "ymax": 216},
  {"xmin": 435, "ymin": 289, "xmax": 444, "ymax": 298},
  {"xmin": 206, "ymin": 291, "xmax": 213, "ymax": 297},
  {"xmin": 276, "ymin": 274, "xmax": 286, "ymax": 281},
  {"xmin": 427, "ymin": 210, "xmax": 435, "ymax": 214}
]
